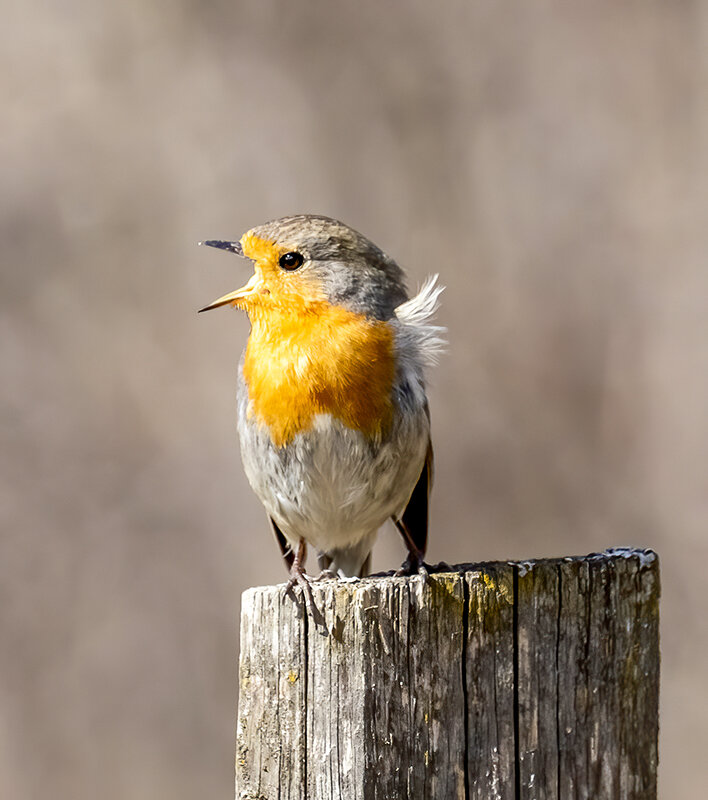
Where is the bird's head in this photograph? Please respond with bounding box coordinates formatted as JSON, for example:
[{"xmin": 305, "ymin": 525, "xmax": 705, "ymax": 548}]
[{"xmin": 199, "ymin": 215, "xmax": 408, "ymax": 320}]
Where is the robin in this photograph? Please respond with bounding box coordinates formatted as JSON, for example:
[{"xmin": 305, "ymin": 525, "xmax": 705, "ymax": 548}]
[{"xmin": 199, "ymin": 215, "xmax": 444, "ymax": 599}]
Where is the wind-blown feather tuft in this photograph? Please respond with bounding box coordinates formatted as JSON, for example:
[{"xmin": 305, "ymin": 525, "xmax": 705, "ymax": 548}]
[{"xmin": 395, "ymin": 275, "xmax": 446, "ymax": 367}]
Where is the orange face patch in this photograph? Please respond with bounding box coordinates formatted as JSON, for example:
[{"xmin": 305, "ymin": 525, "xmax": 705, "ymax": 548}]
[
  {"xmin": 236, "ymin": 232, "xmax": 324, "ymax": 308},
  {"xmin": 233, "ymin": 232, "xmax": 396, "ymax": 446}
]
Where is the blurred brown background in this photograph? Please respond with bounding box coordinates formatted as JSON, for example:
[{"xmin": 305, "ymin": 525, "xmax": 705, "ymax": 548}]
[{"xmin": 1, "ymin": 1, "xmax": 706, "ymax": 797}]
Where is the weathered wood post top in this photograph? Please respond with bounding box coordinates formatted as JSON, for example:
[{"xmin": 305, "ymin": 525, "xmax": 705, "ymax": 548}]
[{"xmin": 237, "ymin": 548, "xmax": 659, "ymax": 799}]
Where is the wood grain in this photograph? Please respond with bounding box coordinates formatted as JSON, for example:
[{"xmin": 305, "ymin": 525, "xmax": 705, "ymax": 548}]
[{"xmin": 236, "ymin": 549, "xmax": 659, "ymax": 799}]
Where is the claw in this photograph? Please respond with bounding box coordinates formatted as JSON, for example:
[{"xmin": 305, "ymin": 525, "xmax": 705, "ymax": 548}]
[{"xmin": 283, "ymin": 539, "xmax": 327, "ymax": 630}]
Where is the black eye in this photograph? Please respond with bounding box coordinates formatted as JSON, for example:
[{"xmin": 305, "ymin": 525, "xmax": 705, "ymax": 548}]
[{"xmin": 278, "ymin": 251, "xmax": 304, "ymax": 271}]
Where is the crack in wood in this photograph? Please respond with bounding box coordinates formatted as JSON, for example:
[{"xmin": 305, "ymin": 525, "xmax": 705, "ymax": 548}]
[
  {"xmin": 461, "ymin": 575, "xmax": 471, "ymax": 800},
  {"xmin": 512, "ymin": 565, "xmax": 521, "ymax": 800},
  {"xmin": 555, "ymin": 565, "xmax": 562, "ymax": 800}
]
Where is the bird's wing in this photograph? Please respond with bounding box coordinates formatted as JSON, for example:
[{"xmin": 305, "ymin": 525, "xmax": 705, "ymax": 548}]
[{"xmin": 393, "ymin": 436, "xmax": 433, "ymax": 561}]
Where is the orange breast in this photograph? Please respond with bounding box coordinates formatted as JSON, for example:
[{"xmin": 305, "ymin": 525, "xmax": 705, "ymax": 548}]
[{"xmin": 243, "ymin": 302, "xmax": 396, "ymax": 447}]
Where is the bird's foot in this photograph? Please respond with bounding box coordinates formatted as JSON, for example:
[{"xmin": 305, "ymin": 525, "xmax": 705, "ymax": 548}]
[
  {"xmin": 284, "ymin": 541, "xmax": 327, "ymax": 630},
  {"xmin": 312, "ymin": 569, "xmax": 338, "ymax": 582},
  {"xmin": 285, "ymin": 563, "xmax": 317, "ymax": 613},
  {"xmin": 395, "ymin": 552, "xmax": 429, "ymax": 578},
  {"xmin": 285, "ymin": 564, "xmax": 311, "ymax": 594}
]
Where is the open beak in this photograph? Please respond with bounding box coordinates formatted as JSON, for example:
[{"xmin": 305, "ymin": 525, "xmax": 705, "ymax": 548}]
[
  {"xmin": 199, "ymin": 237, "xmax": 257, "ymax": 312},
  {"xmin": 198, "ymin": 273, "xmax": 261, "ymax": 313}
]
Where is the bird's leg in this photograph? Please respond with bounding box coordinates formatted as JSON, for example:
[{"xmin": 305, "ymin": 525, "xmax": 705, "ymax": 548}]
[
  {"xmin": 394, "ymin": 520, "xmax": 429, "ymax": 577},
  {"xmin": 312, "ymin": 552, "xmax": 337, "ymax": 581},
  {"xmin": 284, "ymin": 539, "xmax": 325, "ymax": 625},
  {"xmin": 285, "ymin": 538, "xmax": 310, "ymax": 591}
]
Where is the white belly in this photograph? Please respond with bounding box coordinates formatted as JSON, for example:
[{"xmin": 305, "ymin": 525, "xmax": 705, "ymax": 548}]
[{"xmin": 238, "ymin": 407, "xmax": 429, "ymax": 558}]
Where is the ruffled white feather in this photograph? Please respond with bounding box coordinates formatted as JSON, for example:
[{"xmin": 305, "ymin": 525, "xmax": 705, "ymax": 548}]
[{"xmin": 395, "ymin": 274, "xmax": 446, "ymax": 367}]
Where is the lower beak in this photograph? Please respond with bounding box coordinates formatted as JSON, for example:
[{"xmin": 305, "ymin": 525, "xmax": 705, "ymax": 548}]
[{"xmin": 198, "ymin": 273, "xmax": 262, "ymax": 313}]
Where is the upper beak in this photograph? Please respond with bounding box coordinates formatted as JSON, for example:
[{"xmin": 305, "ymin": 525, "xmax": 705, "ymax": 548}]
[
  {"xmin": 199, "ymin": 239, "xmax": 245, "ymax": 257},
  {"xmin": 198, "ymin": 273, "xmax": 261, "ymax": 313}
]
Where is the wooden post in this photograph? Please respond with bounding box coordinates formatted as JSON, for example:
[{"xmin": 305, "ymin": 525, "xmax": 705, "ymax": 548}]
[{"xmin": 236, "ymin": 548, "xmax": 659, "ymax": 800}]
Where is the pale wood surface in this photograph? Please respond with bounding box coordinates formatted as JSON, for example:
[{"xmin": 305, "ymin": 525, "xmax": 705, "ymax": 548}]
[{"xmin": 236, "ymin": 548, "xmax": 659, "ymax": 800}]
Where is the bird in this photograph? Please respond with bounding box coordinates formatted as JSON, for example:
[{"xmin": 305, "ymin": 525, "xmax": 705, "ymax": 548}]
[{"xmin": 199, "ymin": 215, "xmax": 444, "ymax": 598}]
